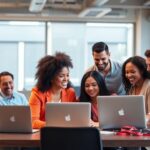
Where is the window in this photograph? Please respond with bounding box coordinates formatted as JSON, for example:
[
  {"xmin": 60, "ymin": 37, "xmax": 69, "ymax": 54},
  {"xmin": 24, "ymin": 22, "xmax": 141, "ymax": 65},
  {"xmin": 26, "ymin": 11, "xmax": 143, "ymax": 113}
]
[
  {"xmin": 0, "ymin": 21, "xmax": 133, "ymax": 90},
  {"xmin": 48, "ymin": 22, "xmax": 133, "ymax": 86},
  {"xmin": 0, "ymin": 21, "xmax": 45, "ymax": 90}
]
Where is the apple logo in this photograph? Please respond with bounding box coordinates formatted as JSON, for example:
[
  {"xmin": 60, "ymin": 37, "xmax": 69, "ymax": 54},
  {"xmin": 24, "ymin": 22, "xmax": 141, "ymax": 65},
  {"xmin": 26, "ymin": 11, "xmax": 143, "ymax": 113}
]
[
  {"xmin": 118, "ymin": 108, "xmax": 125, "ymax": 116},
  {"xmin": 65, "ymin": 114, "xmax": 71, "ymax": 122},
  {"xmin": 10, "ymin": 116, "xmax": 16, "ymax": 122}
]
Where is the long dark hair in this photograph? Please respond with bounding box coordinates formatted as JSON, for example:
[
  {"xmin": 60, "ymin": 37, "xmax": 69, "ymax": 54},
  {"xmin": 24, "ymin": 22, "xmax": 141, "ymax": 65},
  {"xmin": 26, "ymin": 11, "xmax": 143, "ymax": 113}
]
[
  {"xmin": 79, "ymin": 71, "xmax": 110, "ymax": 103},
  {"xmin": 122, "ymin": 56, "xmax": 150, "ymax": 93}
]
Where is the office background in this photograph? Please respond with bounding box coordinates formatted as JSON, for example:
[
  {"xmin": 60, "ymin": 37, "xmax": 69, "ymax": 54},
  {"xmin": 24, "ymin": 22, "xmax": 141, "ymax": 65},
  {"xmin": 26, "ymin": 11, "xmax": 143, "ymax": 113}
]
[{"xmin": 0, "ymin": 0, "xmax": 150, "ymax": 91}]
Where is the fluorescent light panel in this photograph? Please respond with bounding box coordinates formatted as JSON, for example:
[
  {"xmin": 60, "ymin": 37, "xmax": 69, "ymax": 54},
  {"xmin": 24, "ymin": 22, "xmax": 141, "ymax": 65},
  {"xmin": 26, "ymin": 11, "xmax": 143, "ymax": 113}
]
[
  {"xmin": 94, "ymin": 0, "xmax": 109, "ymax": 6},
  {"xmin": 29, "ymin": 0, "xmax": 47, "ymax": 12},
  {"xmin": 78, "ymin": 8, "xmax": 112, "ymax": 18}
]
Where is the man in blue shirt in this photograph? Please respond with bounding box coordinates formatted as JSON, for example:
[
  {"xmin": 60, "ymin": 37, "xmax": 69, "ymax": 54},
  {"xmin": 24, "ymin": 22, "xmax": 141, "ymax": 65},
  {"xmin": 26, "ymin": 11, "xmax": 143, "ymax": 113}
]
[
  {"xmin": 0, "ymin": 71, "xmax": 28, "ymax": 105},
  {"xmin": 87, "ymin": 42, "xmax": 125, "ymax": 95}
]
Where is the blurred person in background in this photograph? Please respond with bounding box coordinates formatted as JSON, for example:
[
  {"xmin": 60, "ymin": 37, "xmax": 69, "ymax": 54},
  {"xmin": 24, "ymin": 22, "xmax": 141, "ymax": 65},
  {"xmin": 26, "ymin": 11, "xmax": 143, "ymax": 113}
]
[
  {"xmin": 0, "ymin": 71, "xmax": 28, "ymax": 105},
  {"xmin": 145, "ymin": 49, "xmax": 150, "ymax": 72}
]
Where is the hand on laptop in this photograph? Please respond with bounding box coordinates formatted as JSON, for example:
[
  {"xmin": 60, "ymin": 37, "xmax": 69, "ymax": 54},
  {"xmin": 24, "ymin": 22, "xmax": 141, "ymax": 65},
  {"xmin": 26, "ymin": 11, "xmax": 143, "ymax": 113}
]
[
  {"xmin": 111, "ymin": 93, "xmax": 117, "ymax": 95},
  {"xmin": 90, "ymin": 119, "xmax": 99, "ymax": 127}
]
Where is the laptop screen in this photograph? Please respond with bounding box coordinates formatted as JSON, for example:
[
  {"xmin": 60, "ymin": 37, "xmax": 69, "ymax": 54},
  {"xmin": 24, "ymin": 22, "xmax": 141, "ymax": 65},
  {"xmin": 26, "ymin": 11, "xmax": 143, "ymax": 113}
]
[
  {"xmin": 97, "ymin": 95, "xmax": 146, "ymax": 130},
  {"xmin": 46, "ymin": 102, "xmax": 91, "ymax": 127},
  {"xmin": 0, "ymin": 105, "xmax": 36, "ymax": 133}
]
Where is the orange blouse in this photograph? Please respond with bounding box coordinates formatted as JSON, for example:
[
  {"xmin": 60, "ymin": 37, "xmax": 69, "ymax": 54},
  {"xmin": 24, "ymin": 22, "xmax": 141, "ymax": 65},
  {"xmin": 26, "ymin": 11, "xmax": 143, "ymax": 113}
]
[{"xmin": 29, "ymin": 87, "xmax": 77, "ymax": 129}]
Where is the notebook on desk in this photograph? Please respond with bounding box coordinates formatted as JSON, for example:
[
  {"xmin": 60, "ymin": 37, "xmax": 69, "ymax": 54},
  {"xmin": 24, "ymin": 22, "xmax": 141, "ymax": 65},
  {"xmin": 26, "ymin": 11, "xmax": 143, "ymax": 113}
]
[
  {"xmin": 46, "ymin": 102, "xmax": 91, "ymax": 127},
  {"xmin": 0, "ymin": 105, "xmax": 39, "ymax": 133},
  {"xmin": 97, "ymin": 95, "xmax": 146, "ymax": 130}
]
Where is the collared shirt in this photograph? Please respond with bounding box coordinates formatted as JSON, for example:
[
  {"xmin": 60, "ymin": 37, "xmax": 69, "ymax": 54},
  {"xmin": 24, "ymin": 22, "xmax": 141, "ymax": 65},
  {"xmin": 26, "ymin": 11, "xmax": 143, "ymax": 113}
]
[
  {"xmin": 0, "ymin": 91, "xmax": 28, "ymax": 105},
  {"xmin": 87, "ymin": 59, "xmax": 126, "ymax": 95}
]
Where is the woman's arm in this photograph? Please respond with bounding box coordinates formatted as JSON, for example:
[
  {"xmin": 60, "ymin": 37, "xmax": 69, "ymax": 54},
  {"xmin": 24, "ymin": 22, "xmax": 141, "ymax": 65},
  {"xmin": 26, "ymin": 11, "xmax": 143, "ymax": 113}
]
[
  {"xmin": 29, "ymin": 88, "xmax": 46, "ymax": 129},
  {"xmin": 90, "ymin": 119, "xmax": 99, "ymax": 127}
]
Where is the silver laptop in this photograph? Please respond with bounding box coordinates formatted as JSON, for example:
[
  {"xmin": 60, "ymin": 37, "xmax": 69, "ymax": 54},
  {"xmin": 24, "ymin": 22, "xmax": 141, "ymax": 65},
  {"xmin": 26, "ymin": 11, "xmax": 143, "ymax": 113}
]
[
  {"xmin": 97, "ymin": 95, "xmax": 146, "ymax": 130},
  {"xmin": 46, "ymin": 102, "xmax": 91, "ymax": 127},
  {"xmin": 0, "ymin": 105, "xmax": 39, "ymax": 133}
]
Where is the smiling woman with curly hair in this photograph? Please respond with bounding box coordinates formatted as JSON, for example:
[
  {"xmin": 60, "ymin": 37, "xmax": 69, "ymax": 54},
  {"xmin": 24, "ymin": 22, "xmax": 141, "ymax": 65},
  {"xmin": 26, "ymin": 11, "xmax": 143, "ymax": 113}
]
[{"xmin": 29, "ymin": 52, "xmax": 76, "ymax": 129}]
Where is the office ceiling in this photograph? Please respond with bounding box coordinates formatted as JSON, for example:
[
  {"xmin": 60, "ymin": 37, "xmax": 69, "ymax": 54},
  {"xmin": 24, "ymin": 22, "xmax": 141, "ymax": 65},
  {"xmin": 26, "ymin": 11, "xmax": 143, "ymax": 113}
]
[{"xmin": 0, "ymin": 0, "xmax": 150, "ymax": 21}]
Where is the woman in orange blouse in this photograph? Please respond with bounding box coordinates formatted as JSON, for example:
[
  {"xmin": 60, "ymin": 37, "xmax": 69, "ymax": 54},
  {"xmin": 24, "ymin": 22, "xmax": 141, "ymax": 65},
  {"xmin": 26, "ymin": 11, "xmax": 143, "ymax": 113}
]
[{"xmin": 29, "ymin": 52, "xmax": 76, "ymax": 129}]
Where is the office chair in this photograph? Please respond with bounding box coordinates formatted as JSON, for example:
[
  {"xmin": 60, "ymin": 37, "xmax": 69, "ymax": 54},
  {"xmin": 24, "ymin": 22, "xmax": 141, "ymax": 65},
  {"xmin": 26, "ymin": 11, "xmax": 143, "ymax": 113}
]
[{"xmin": 40, "ymin": 127, "xmax": 103, "ymax": 150}]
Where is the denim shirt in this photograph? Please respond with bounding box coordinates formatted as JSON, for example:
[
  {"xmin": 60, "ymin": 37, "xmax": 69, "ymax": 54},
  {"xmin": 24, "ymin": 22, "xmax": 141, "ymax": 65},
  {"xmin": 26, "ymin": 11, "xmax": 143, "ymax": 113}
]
[{"xmin": 87, "ymin": 59, "xmax": 126, "ymax": 95}]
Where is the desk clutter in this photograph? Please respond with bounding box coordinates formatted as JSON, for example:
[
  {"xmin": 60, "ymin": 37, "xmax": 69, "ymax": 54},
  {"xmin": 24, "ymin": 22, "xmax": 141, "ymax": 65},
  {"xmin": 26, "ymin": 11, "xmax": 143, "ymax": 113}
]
[{"xmin": 115, "ymin": 125, "xmax": 150, "ymax": 136}]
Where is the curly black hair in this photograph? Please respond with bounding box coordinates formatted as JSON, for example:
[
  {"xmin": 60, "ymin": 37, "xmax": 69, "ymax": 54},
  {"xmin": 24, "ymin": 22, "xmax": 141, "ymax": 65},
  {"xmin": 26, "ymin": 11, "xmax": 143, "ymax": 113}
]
[{"xmin": 35, "ymin": 52, "xmax": 73, "ymax": 92}]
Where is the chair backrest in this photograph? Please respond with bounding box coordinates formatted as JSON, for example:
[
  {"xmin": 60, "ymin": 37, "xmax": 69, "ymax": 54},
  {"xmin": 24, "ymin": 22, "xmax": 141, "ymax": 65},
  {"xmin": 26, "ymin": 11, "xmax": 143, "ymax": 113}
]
[
  {"xmin": 18, "ymin": 90, "xmax": 31, "ymax": 100},
  {"xmin": 40, "ymin": 127, "xmax": 102, "ymax": 150}
]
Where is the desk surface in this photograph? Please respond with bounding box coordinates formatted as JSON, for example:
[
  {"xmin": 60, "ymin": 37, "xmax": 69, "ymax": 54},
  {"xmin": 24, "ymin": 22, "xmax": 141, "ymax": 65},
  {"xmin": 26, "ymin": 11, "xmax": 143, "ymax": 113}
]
[{"xmin": 1, "ymin": 132, "xmax": 150, "ymax": 147}]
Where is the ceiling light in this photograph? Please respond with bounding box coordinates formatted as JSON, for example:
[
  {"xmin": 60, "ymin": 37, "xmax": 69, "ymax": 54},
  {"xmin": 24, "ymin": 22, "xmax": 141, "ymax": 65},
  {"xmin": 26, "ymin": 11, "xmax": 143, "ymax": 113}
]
[
  {"xmin": 94, "ymin": 0, "xmax": 109, "ymax": 6},
  {"xmin": 29, "ymin": 0, "xmax": 47, "ymax": 12},
  {"xmin": 78, "ymin": 8, "xmax": 112, "ymax": 18}
]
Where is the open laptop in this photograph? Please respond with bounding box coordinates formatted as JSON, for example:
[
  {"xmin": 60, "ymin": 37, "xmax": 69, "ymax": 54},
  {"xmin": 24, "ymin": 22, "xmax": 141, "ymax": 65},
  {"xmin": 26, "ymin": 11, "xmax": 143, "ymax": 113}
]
[
  {"xmin": 0, "ymin": 105, "xmax": 39, "ymax": 133},
  {"xmin": 97, "ymin": 95, "xmax": 146, "ymax": 130},
  {"xmin": 46, "ymin": 102, "xmax": 91, "ymax": 127}
]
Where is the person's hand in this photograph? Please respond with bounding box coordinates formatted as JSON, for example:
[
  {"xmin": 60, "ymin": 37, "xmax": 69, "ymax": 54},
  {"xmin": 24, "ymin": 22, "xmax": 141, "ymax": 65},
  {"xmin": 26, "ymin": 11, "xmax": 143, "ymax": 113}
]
[
  {"xmin": 111, "ymin": 93, "xmax": 117, "ymax": 95},
  {"xmin": 90, "ymin": 119, "xmax": 99, "ymax": 127},
  {"xmin": 146, "ymin": 114, "xmax": 150, "ymax": 128}
]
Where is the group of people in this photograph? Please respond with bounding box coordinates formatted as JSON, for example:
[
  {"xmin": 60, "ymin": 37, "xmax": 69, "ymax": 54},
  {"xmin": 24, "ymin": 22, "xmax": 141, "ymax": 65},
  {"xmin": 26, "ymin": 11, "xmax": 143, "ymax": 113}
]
[
  {"xmin": 29, "ymin": 41, "xmax": 126, "ymax": 129},
  {"xmin": 0, "ymin": 41, "xmax": 150, "ymax": 130}
]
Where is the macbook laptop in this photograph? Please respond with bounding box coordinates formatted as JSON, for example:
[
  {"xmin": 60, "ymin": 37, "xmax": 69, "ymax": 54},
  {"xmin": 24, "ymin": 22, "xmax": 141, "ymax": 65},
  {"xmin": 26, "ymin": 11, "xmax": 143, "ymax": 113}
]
[
  {"xmin": 46, "ymin": 102, "xmax": 91, "ymax": 127},
  {"xmin": 0, "ymin": 105, "xmax": 39, "ymax": 133},
  {"xmin": 97, "ymin": 95, "xmax": 146, "ymax": 130}
]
